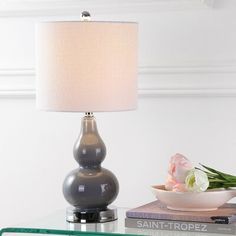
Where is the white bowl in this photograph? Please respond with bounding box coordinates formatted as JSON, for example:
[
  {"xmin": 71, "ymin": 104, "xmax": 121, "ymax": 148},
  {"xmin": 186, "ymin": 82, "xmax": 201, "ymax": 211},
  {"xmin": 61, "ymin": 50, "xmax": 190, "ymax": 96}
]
[{"xmin": 151, "ymin": 185, "xmax": 236, "ymax": 211}]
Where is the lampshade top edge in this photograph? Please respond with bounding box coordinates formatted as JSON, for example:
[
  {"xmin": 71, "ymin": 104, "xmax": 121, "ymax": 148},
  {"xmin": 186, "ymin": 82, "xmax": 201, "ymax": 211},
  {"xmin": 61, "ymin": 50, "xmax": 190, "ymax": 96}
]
[{"xmin": 37, "ymin": 21, "xmax": 138, "ymax": 25}]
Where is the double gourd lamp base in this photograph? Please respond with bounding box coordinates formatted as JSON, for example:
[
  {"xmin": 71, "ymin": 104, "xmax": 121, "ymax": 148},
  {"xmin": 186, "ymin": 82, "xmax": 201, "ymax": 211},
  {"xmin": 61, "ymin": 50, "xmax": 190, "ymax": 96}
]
[
  {"xmin": 35, "ymin": 12, "xmax": 138, "ymax": 223},
  {"xmin": 64, "ymin": 112, "xmax": 118, "ymax": 223}
]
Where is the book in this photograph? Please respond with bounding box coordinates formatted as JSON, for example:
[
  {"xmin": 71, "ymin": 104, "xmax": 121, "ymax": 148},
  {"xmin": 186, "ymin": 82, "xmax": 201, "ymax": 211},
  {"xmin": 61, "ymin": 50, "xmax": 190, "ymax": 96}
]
[
  {"xmin": 126, "ymin": 200, "xmax": 236, "ymax": 224},
  {"xmin": 125, "ymin": 218, "xmax": 236, "ymax": 235}
]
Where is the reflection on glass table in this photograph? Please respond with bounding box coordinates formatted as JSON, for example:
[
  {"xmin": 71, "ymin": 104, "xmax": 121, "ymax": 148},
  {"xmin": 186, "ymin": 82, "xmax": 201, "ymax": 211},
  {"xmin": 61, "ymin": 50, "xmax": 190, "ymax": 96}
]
[{"xmin": 0, "ymin": 208, "xmax": 234, "ymax": 236}]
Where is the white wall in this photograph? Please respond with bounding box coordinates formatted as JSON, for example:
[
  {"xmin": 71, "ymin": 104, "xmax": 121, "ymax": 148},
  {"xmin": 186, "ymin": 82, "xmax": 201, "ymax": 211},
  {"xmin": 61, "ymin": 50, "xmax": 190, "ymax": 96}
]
[{"xmin": 0, "ymin": 0, "xmax": 236, "ymax": 227}]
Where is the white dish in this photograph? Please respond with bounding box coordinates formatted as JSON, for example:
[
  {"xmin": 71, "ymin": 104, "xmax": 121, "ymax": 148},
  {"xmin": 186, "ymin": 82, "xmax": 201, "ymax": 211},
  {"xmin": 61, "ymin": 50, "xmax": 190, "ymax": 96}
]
[{"xmin": 151, "ymin": 185, "xmax": 236, "ymax": 211}]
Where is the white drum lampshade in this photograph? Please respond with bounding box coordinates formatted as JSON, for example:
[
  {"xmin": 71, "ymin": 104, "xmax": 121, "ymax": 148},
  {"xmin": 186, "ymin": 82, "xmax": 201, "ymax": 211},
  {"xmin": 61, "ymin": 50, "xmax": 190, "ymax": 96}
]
[{"xmin": 36, "ymin": 21, "xmax": 138, "ymax": 112}]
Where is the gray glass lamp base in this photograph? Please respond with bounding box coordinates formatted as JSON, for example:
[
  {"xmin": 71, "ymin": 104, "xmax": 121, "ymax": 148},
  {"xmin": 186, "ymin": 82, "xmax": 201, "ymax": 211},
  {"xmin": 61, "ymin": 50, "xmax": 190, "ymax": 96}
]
[
  {"xmin": 63, "ymin": 113, "xmax": 119, "ymax": 224},
  {"xmin": 66, "ymin": 206, "xmax": 118, "ymax": 223}
]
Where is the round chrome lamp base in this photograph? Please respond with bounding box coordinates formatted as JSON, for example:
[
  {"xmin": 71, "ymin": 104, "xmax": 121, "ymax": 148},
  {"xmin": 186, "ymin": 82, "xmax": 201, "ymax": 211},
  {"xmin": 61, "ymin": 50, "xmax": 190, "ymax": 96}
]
[{"xmin": 66, "ymin": 206, "xmax": 117, "ymax": 223}]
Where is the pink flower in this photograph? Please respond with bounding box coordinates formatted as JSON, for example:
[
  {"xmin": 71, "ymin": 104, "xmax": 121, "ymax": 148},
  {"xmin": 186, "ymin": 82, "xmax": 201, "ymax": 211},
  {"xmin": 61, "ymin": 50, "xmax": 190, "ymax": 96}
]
[
  {"xmin": 168, "ymin": 153, "xmax": 193, "ymax": 183},
  {"xmin": 165, "ymin": 174, "xmax": 188, "ymax": 192},
  {"xmin": 165, "ymin": 175, "xmax": 177, "ymax": 191},
  {"xmin": 172, "ymin": 183, "xmax": 188, "ymax": 192}
]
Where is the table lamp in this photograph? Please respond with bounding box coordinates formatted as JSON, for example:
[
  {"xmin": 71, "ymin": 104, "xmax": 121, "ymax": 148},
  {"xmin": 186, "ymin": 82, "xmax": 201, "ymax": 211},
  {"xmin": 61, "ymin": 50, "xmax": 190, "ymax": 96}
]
[{"xmin": 35, "ymin": 12, "xmax": 138, "ymax": 223}]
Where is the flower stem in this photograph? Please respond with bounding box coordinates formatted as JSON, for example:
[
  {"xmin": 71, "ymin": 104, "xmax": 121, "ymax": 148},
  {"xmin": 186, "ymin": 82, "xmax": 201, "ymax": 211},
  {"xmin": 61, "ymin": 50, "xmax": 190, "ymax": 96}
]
[{"xmin": 200, "ymin": 164, "xmax": 236, "ymax": 190}]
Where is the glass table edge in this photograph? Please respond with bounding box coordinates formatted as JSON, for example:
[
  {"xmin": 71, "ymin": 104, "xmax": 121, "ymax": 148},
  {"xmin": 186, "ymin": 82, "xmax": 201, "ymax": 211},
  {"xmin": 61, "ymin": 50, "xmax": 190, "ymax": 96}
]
[{"xmin": 0, "ymin": 227, "xmax": 142, "ymax": 236}]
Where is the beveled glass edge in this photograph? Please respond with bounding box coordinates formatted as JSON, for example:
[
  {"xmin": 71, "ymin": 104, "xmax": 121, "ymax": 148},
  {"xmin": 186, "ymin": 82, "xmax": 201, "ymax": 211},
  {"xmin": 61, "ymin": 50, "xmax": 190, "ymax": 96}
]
[{"xmin": 0, "ymin": 228, "xmax": 142, "ymax": 236}]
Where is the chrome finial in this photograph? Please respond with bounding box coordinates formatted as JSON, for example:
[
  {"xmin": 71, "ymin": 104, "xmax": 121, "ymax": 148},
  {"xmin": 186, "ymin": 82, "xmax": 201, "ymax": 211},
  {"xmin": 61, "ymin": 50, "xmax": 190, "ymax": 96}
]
[
  {"xmin": 85, "ymin": 112, "xmax": 94, "ymax": 117},
  {"xmin": 80, "ymin": 11, "xmax": 91, "ymax": 21}
]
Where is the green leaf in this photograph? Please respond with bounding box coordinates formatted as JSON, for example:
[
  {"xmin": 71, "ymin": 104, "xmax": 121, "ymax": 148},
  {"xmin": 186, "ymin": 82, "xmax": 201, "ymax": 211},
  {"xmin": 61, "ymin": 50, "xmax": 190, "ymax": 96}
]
[
  {"xmin": 208, "ymin": 182, "xmax": 225, "ymax": 189},
  {"xmin": 208, "ymin": 179, "xmax": 225, "ymax": 183},
  {"xmin": 200, "ymin": 164, "xmax": 236, "ymax": 181}
]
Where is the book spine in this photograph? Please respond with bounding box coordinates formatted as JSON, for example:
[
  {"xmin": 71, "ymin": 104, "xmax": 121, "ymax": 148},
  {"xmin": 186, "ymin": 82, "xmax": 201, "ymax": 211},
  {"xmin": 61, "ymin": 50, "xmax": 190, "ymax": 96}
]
[
  {"xmin": 125, "ymin": 218, "xmax": 236, "ymax": 235},
  {"xmin": 126, "ymin": 212, "xmax": 213, "ymax": 223}
]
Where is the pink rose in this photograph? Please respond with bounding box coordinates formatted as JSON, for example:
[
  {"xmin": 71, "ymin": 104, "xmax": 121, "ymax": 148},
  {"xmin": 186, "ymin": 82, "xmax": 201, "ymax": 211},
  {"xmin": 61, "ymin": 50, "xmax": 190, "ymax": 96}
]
[
  {"xmin": 165, "ymin": 175, "xmax": 177, "ymax": 191},
  {"xmin": 168, "ymin": 153, "xmax": 193, "ymax": 183},
  {"xmin": 172, "ymin": 183, "xmax": 188, "ymax": 192},
  {"xmin": 165, "ymin": 174, "xmax": 188, "ymax": 192}
]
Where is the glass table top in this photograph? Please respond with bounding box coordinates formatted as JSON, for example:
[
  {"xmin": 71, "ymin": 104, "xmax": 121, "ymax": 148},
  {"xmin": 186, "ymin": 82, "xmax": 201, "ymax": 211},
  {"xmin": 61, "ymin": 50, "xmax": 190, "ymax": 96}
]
[{"xmin": 0, "ymin": 208, "xmax": 233, "ymax": 236}]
